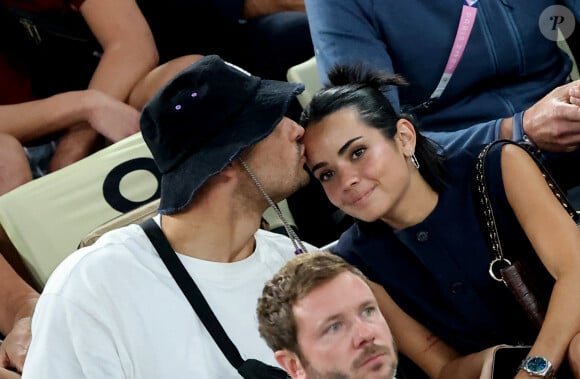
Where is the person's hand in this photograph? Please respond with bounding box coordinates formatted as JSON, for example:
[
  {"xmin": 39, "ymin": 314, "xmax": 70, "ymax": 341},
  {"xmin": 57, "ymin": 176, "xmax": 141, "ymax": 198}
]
[
  {"xmin": 0, "ymin": 367, "xmax": 21, "ymax": 379},
  {"xmin": 0, "ymin": 317, "xmax": 32, "ymax": 374},
  {"xmin": 85, "ymin": 90, "xmax": 140, "ymax": 142},
  {"xmin": 523, "ymin": 80, "xmax": 580, "ymax": 152}
]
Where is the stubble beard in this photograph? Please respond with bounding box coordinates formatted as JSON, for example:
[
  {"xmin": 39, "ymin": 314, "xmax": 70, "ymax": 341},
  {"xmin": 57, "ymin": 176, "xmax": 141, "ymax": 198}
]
[{"xmin": 302, "ymin": 344, "xmax": 397, "ymax": 379}]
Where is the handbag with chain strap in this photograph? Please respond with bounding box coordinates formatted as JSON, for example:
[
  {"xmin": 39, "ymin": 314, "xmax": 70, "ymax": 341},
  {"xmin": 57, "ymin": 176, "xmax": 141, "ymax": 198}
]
[
  {"xmin": 475, "ymin": 139, "xmax": 578, "ymax": 378},
  {"xmin": 475, "ymin": 139, "xmax": 580, "ymax": 329}
]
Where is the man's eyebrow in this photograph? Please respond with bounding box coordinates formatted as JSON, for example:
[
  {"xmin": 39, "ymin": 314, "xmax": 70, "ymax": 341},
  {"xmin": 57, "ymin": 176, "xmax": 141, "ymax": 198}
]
[
  {"xmin": 318, "ymin": 312, "xmax": 343, "ymax": 330},
  {"xmin": 358, "ymin": 299, "xmax": 376, "ymax": 311},
  {"xmin": 316, "ymin": 299, "xmax": 377, "ymax": 332},
  {"xmin": 310, "ymin": 136, "xmax": 363, "ymax": 174}
]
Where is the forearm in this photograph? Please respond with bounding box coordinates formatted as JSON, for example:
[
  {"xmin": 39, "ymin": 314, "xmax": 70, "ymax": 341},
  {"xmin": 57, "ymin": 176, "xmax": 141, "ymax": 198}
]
[
  {"xmin": 437, "ymin": 349, "xmax": 492, "ymax": 379},
  {"xmin": 68, "ymin": 39, "xmax": 157, "ymax": 144},
  {"xmin": 80, "ymin": 0, "xmax": 158, "ymax": 102},
  {"xmin": 242, "ymin": 0, "xmax": 304, "ymax": 19},
  {"xmin": 89, "ymin": 41, "xmax": 158, "ymax": 102},
  {"xmin": 517, "ymin": 275, "xmax": 580, "ymax": 376},
  {"xmin": 0, "ymin": 256, "xmax": 38, "ymax": 335},
  {"xmin": 0, "ymin": 91, "xmax": 104, "ymax": 142}
]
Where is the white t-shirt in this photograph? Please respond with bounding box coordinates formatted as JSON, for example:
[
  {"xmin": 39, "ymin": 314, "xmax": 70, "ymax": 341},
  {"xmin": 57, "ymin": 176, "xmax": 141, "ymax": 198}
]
[{"xmin": 22, "ymin": 220, "xmax": 315, "ymax": 378}]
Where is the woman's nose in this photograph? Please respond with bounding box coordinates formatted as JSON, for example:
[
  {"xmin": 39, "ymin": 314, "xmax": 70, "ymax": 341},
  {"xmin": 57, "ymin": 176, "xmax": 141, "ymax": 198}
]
[{"xmin": 339, "ymin": 166, "xmax": 359, "ymax": 190}]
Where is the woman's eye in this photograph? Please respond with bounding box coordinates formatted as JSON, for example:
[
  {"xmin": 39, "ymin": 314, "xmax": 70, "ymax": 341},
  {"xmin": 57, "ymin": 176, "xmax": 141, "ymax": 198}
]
[
  {"xmin": 318, "ymin": 171, "xmax": 334, "ymax": 182},
  {"xmin": 352, "ymin": 147, "xmax": 366, "ymax": 160}
]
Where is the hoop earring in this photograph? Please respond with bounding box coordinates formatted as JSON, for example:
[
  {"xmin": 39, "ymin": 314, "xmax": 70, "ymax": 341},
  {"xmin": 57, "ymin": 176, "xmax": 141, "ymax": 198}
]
[{"xmin": 410, "ymin": 152, "xmax": 420, "ymax": 169}]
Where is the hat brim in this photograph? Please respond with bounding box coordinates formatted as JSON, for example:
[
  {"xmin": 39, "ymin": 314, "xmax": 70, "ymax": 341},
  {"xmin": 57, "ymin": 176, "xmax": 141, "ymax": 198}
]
[{"xmin": 158, "ymin": 79, "xmax": 305, "ymax": 214}]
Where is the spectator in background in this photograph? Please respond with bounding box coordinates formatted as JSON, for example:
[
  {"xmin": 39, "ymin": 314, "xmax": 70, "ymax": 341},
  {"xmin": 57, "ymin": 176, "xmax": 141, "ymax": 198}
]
[
  {"xmin": 138, "ymin": 0, "xmax": 313, "ymax": 82},
  {"xmin": 257, "ymin": 251, "xmax": 398, "ymax": 379},
  {"xmin": 0, "ymin": 0, "xmax": 158, "ymax": 194},
  {"xmin": 305, "ymin": 0, "xmax": 580, "ymax": 190}
]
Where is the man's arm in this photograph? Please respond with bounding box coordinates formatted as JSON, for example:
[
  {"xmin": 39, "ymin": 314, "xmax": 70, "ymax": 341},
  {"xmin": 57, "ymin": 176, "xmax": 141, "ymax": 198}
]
[
  {"xmin": 49, "ymin": 0, "xmax": 158, "ymax": 171},
  {"xmin": 0, "ymin": 90, "xmax": 140, "ymax": 144},
  {"xmin": 424, "ymin": 80, "xmax": 580, "ymax": 153},
  {"xmin": 305, "ymin": 0, "xmax": 401, "ymax": 110},
  {"xmin": 242, "ymin": 0, "xmax": 304, "ymax": 19},
  {"xmin": 22, "ymin": 292, "xmax": 125, "ymax": 378},
  {"xmin": 0, "ymin": 254, "xmax": 38, "ymax": 373},
  {"xmin": 80, "ymin": 0, "xmax": 158, "ymax": 102},
  {"xmin": 209, "ymin": 0, "xmax": 304, "ymax": 24}
]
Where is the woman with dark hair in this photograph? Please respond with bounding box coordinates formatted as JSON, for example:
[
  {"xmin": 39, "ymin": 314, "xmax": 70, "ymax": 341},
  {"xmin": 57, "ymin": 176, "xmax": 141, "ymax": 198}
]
[{"xmin": 301, "ymin": 64, "xmax": 580, "ymax": 378}]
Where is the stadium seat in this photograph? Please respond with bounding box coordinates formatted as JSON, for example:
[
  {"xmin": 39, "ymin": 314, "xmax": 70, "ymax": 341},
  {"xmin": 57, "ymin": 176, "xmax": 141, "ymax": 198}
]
[
  {"xmin": 0, "ymin": 132, "xmax": 160, "ymax": 288},
  {"xmin": 286, "ymin": 56, "xmax": 321, "ymax": 109}
]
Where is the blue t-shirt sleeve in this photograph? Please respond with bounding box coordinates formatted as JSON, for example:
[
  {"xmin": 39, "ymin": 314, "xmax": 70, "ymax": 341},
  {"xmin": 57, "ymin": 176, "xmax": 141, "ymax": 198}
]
[
  {"xmin": 424, "ymin": 110, "xmax": 529, "ymax": 152},
  {"xmin": 304, "ymin": 0, "xmax": 400, "ymax": 110}
]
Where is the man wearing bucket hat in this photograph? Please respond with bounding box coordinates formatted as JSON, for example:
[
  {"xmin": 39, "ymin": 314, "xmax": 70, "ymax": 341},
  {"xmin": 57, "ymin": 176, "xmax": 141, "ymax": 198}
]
[{"xmin": 21, "ymin": 55, "xmax": 316, "ymax": 378}]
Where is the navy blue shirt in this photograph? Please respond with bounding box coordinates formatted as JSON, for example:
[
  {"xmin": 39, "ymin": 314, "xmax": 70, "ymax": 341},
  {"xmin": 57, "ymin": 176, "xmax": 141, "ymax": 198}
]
[{"xmin": 335, "ymin": 143, "xmax": 540, "ymax": 354}]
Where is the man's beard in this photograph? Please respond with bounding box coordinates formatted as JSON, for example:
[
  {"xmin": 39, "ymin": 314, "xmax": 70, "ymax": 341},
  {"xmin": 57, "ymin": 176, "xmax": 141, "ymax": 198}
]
[
  {"xmin": 302, "ymin": 344, "xmax": 397, "ymax": 379},
  {"xmin": 269, "ymin": 166, "xmax": 311, "ymax": 203}
]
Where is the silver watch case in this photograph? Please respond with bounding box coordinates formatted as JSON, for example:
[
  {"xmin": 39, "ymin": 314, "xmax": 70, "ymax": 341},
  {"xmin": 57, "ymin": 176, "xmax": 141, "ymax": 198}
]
[{"xmin": 520, "ymin": 356, "xmax": 554, "ymax": 378}]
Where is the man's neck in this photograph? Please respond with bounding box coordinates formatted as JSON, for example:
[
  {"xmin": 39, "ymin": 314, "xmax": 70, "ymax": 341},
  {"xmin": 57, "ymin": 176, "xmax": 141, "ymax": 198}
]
[{"xmin": 159, "ymin": 202, "xmax": 263, "ymax": 263}]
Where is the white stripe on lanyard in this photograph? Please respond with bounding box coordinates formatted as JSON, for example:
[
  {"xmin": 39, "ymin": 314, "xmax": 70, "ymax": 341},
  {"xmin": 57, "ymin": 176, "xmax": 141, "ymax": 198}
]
[{"xmin": 429, "ymin": 0, "xmax": 479, "ymax": 100}]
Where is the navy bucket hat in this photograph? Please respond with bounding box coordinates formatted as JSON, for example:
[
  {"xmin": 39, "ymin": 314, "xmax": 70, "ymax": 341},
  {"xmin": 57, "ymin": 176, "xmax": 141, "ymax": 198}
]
[{"xmin": 140, "ymin": 55, "xmax": 305, "ymax": 215}]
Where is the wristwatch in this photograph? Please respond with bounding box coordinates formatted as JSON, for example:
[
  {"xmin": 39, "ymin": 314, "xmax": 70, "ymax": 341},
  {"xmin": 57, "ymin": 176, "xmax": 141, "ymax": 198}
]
[{"xmin": 519, "ymin": 356, "xmax": 554, "ymax": 378}]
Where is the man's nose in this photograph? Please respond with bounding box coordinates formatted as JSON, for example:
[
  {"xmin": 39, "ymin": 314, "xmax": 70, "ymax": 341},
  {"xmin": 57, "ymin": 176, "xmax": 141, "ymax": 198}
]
[
  {"xmin": 293, "ymin": 122, "xmax": 305, "ymax": 141},
  {"xmin": 352, "ymin": 319, "xmax": 375, "ymax": 348}
]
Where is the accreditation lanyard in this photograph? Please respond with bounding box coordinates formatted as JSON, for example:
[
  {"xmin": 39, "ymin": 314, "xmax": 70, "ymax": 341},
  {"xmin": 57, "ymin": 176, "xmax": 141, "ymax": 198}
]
[{"xmin": 427, "ymin": 0, "xmax": 479, "ymax": 103}]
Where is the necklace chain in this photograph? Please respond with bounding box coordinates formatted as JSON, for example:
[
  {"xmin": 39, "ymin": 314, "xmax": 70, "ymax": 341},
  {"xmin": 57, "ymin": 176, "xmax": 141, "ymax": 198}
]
[{"xmin": 239, "ymin": 158, "xmax": 307, "ymax": 255}]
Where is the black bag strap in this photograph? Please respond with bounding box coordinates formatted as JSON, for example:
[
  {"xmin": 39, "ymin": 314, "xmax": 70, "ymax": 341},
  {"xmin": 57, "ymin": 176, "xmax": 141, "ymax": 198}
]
[{"xmin": 140, "ymin": 218, "xmax": 245, "ymax": 369}]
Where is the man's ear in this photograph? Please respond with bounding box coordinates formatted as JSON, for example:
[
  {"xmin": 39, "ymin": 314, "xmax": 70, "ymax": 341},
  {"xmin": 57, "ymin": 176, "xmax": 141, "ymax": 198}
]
[
  {"xmin": 220, "ymin": 162, "xmax": 238, "ymax": 179},
  {"xmin": 395, "ymin": 119, "xmax": 417, "ymax": 152},
  {"xmin": 200, "ymin": 164, "xmax": 239, "ymax": 192},
  {"xmin": 274, "ymin": 350, "xmax": 306, "ymax": 379}
]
